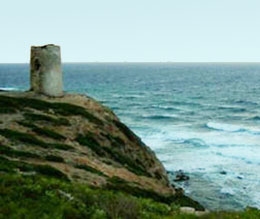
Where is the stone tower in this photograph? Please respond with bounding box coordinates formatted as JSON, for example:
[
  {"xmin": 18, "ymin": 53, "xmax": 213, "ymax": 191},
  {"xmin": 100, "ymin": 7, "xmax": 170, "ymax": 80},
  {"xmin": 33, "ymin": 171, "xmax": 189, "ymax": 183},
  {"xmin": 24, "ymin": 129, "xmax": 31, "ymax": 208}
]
[{"xmin": 30, "ymin": 44, "xmax": 63, "ymax": 97}]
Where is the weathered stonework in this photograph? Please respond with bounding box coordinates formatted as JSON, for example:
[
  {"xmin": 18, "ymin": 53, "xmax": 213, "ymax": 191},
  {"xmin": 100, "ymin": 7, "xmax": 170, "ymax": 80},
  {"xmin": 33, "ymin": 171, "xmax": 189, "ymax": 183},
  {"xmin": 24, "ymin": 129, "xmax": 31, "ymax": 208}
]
[{"xmin": 30, "ymin": 44, "xmax": 63, "ymax": 97}]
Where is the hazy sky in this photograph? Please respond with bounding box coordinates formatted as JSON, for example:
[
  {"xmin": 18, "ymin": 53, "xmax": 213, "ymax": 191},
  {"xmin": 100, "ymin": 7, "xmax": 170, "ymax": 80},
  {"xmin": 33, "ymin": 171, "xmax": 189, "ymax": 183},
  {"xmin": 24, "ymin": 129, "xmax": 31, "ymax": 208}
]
[{"xmin": 1, "ymin": 0, "xmax": 260, "ymax": 63}]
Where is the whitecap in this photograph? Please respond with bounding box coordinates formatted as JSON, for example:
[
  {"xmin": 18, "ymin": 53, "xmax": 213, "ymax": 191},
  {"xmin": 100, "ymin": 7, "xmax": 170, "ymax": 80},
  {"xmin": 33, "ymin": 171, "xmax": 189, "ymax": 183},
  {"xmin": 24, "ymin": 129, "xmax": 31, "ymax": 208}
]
[
  {"xmin": 0, "ymin": 87, "xmax": 18, "ymax": 91},
  {"xmin": 205, "ymin": 122, "xmax": 260, "ymax": 135},
  {"xmin": 220, "ymin": 187, "xmax": 235, "ymax": 196},
  {"xmin": 183, "ymin": 138, "xmax": 208, "ymax": 148},
  {"xmin": 206, "ymin": 122, "xmax": 245, "ymax": 132}
]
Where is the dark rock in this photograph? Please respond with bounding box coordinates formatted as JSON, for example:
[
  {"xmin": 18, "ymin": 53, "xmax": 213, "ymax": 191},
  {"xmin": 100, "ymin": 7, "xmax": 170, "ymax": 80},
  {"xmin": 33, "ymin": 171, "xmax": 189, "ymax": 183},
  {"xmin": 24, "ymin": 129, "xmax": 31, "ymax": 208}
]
[
  {"xmin": 220, "ymin": 171, "xmax": 227, "ymax": 175},
  {"xmin": 174, "ymin": 170, "xmax": 190, "ymax": 182}
]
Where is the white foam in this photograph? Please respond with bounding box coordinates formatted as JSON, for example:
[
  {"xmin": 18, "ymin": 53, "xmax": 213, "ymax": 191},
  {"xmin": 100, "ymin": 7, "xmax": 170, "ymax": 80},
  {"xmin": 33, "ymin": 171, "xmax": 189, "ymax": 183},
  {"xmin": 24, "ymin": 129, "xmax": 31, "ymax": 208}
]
[
  {"xmin": 0, "ymin": 87, "xmax": 18, "ymax": 91},
  {"xmin": 131, "ymin": 122, "xmax": 260, "ymax": 209},
  {"xmin": 220, "ymin": 187, "xmax": 235, "ymax": 196},
  {"xmin": 206, "ymin": 121, "xmax": 260, "ymax": 135},
  {"xmin": 207, "ymin": 122, "xmax": 245, "ymax": 132}
]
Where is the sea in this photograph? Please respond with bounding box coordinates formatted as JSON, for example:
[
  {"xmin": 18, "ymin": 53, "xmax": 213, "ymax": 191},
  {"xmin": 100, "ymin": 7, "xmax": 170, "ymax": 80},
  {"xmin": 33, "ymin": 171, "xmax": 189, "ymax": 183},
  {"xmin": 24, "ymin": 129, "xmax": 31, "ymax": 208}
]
[{"xmin": 0, "ymin": 62, "xmax": 260, "ymax": 210}]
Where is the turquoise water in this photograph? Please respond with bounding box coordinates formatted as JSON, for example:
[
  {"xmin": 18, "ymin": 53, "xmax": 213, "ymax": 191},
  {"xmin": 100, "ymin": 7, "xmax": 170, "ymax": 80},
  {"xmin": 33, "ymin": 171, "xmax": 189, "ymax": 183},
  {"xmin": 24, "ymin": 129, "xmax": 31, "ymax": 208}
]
[{"xmin": 1, "ymin": 63, "xmax": 260, "ymax": 210}]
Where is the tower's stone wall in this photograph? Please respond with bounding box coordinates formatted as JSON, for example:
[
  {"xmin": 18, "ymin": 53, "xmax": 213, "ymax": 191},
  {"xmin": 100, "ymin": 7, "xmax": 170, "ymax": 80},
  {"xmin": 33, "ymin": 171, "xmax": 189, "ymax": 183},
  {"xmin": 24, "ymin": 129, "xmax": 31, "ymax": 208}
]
[{"xmin": 30, "ymin": 44, "xmax": 63, "ymax": 97}]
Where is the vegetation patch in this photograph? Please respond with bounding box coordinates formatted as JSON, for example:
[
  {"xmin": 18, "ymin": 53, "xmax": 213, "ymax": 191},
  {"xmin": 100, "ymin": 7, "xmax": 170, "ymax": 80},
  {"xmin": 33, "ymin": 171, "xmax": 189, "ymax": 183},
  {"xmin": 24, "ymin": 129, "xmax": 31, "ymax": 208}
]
[
  {"xmin": 0, "ymin": 144, "xmax": 40, "ymax": 159},
  {"xmin": 0, "ymin": 173, "xmax": 182, "ymax": 219},
  {"xmin": 49, "ymin": 143, "xmax": 74, "ymax": 151},
  {"xmin": 102, "ymin": 146, "xmax": 150, "ymax": 177},
  {"xmin": 50, "ymin": 102, "xmax": 104, "ymax": 125},
  {"xmin": 102, "ymin": 133, "xmax": 125, "ymax": 148},
  {"xmin": 0, "ymin": 156, "xmax": 68, "ymax": 181},
  {"xmin": 0, "ymin": 128, "xmax": 74, "ymax": 151},
  {"xmin": 75, "ymin": 164, "xmax": 106, "ymax": 176},
  {"xmin": 0, "ymin": 161, "xmax": 259, "ymax": 218},
  {"xmin": 0, "ymin": 128, "xmax": 48, "ymax": 148},
  {"xmin": 76, "ymin": 133, "xmax": 150, "ymax": 177},
  {"xmin": 76, "ymin": 133, "xmax": 106, "ymax": 156},
  {"xmin": 107, "ymin": 177, "xmax": 204, "ymax": 211},
  {"xmin": 18, "ymin": 121, "xmax": 66, "ymax": 140},
  {"xmin": 45, "ymin": 155, "xmax": 65, "ymax": 163},
  {"xmin": 34, "ymin": 165, "xmax": 69, "ymax": 181},
  {"xmin": 23, "ymin": 112, "xmax": 70, "ymax": 126},
  {"xmin": 0, "ymin": 95, "xmax": 102, "ymax": 125},
  {"xmin": 113, "ymin": 119, "xmax": 142, "ymax": 144},
  {"xmin": 0, "ymin": 107, "xmax": 17, "ymax": 114}
]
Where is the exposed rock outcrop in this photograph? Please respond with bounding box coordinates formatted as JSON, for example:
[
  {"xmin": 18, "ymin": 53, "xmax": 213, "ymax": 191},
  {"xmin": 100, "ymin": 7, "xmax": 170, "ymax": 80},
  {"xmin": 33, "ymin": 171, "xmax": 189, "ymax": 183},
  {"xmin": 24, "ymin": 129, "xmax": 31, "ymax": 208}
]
[{"xmin": 0, "ymin": 91, "xmax": 204, "ymax": 210}]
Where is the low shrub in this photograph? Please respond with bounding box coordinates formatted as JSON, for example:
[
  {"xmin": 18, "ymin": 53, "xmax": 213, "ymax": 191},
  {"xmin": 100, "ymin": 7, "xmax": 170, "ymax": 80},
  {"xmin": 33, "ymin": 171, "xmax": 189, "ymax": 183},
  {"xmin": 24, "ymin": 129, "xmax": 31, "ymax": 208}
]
[
  {"xmin": 98, "ymin": 192, "xmax": 140, "ymax": 219},
  {"xmin": 34, "ymin": 165, "xmax": 69, "ymax": 181},
  {"xmin": 0, "ymin": 156, "xmax": 68, "ymax": 181},
  {"xmin": 0, "ymin": 95, "xmax": 102, "ymax": 125},
  {"xmin": 0, "ymin": 128, "xmax": 48, "ymax": 148},
  {"xmin": 107, "ymin": 176, "xmax": 204, "ymax": 211},
  {"xmin": 18, "ymin": 121, "xmax": 66, "ymax": 140},
  {"xmin": 0, "ymin": 107, "xmax": 17, "ymax": 114},
  {"xmin": 76, "ymin": 133, "xmax": 105, "ymax": 156},
  {"xmin": 49, "ymin": 143, "xmax": 74, "ymax": 151},
  {"xmin": 0, "ymin": 128, "xmax": 74, "ymax": 151},
  {"xmin": 75, "ymin": 164, "xmax": 106, "ymax": 176},
  {"xmin": 103, "ymin": 146, "xmax": 150, "ymax": 177},
  {"xmin": 23, "ymin": 113, "xmax": 70, "ymax": 126},
  {"xmin": 0, "ymin": 144, "xmax": 40, "ymax": 159},
  {"xmin": 113, "ymin": 119, "xmax": 142, "ymax": 144},
  {"xmin": 76, "ymin": 133, "xmax": 150, "ymax": 177},
  {"xmin": 50, "ymin": 102, "xmax": 104, "ymax": 125},
  {"xmin": 45, "ymin": 155, "xmax": 65, "ymax": 163}
]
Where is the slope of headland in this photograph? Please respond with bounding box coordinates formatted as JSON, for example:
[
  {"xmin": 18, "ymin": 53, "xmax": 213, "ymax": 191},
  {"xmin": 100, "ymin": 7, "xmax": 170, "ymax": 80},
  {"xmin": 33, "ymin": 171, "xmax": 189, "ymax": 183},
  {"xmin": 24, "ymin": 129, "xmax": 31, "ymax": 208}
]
[{"xmin": 0, "ymin": 91, "xmax": 209, "ymax": 218}]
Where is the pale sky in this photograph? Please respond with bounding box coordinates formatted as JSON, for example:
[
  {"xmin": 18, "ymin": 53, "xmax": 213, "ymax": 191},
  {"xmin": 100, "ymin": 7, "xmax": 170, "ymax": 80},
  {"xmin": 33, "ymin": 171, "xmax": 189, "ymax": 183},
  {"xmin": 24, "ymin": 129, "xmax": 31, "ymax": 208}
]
[{"xmin": 1, "ymin": 0, "xmax": 260, "ymax": 63}]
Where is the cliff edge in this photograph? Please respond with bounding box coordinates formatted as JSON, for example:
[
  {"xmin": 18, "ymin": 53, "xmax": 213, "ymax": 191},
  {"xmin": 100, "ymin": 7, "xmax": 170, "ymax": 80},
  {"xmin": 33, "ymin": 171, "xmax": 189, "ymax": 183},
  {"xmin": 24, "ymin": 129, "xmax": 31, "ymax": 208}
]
[{"xmin": 0, "ymin": 91, "xmax": 203, "ymax": 210}]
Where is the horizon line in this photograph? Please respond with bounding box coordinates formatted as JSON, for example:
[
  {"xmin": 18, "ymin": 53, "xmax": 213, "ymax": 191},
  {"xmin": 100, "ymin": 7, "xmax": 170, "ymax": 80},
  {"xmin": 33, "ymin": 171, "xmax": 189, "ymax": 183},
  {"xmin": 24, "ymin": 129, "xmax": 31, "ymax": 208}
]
[{"xmin": 0, "ymin": 61, "xmax": 260, "ymax": 64}]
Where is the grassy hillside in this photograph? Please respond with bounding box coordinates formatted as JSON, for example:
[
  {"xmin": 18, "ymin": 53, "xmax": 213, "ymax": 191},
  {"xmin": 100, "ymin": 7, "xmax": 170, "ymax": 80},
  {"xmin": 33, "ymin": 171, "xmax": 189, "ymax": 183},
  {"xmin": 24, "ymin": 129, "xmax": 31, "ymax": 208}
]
[
  {"xmin": 1, "ymin": 93, "xmax": 259, "ymax": 218},
  {"xmin": 1, "ymin": 172, "xmax": 260, "ymax": 219}
]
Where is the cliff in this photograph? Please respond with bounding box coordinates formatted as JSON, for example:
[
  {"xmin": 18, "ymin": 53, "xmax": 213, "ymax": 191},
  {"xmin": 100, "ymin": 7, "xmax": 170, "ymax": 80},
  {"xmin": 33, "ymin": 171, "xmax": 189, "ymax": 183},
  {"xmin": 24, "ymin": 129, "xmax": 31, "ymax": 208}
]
[{"xmin": 0, "ymin": 91, "xmax": 203, "ymax": 211}]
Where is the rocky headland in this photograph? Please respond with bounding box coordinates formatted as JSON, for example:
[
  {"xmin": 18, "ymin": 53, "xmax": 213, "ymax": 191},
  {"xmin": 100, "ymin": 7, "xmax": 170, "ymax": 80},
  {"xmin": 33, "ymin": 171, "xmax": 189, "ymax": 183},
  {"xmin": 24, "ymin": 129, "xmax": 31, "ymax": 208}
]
[{"xmin": 0, "ymin": 91, "xmax": 204, "ymax": 211}]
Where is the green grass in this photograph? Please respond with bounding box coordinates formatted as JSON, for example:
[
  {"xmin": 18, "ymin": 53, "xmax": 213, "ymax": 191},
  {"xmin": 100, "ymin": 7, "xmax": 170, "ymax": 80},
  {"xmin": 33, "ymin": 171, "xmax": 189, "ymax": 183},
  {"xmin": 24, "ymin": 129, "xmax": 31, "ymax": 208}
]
[
  {"xmin": 49, "ymin": 143, "xmax": 74, "ymax": 151},
  {"xmin": 45, "ymin": 155, "xmax": 65, "ymax": 163},
  {"xmin": 0, "ymin": 144, "xmax": 41, "ymax": 159},
  {"xmin": 107, "ymin": 177, "xmax": 204, "ymax": 211},
  {"xmin": 76, "ymin": 133, "xmax": 106, "ymax": 156},
  {"xmin": 113, "ymin": 119, "xmax": 143, "ymax": 144},
  {"xmin": 0, "ymin": 107, "xmax": 17, "ymax": 114},
  {"xmin": 102, "ymin": 146, "xmax": 151, "ymax": 177},
  {"xmin": 0, "ymin": 173, "xmax": 183, "ymax": 219},
  {"xmin": 0, "ymin": 156, "xmax": 68, "ymax": 181},
  {"xmin": 0, "ymin": 95, "xmax": 103, "ymax": 125},
  {"xmin": 0, "ymin": 128, "xmax": 49, "ymax": 148},
  {"xmin": 1, "ymin": 172, "xmax": 258, "ymax": 219},
  {"xmin": 23, "ymin": 112, "xmax": 70, "ymax": 126},
  {"xmin": 0, "ymin": 128, "xmax": 74, "ymax": 151},
  {"xmin": 76, "ymin": 133, "xmax": 151, "ymax": 177},
  {"xmin": 74, "ymin": 164, "xmax": 106, "ymax": 176},
  {"xmin": 18, "ymin": 121, "xmax": 66, "ymax": 140}
]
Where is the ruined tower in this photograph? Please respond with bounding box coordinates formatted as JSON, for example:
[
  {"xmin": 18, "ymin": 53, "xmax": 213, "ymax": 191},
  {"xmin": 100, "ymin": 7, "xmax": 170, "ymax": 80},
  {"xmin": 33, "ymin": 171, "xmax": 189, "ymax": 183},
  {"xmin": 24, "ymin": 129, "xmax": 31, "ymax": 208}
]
[{"xmin": 30, "ymin": 44, "xmax": 63, "ymax": 97}]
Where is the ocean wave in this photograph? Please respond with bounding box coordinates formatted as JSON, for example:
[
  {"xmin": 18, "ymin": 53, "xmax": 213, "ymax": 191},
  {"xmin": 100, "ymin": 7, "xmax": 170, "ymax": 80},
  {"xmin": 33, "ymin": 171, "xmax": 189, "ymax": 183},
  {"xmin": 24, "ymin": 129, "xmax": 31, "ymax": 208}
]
[
  {"xmin": 217, "ymin": 106, "xmax": 246, "ymax": 113},
  {"xmin": 205, "ymin": 122, "xmax": 260, "ymax": 135},
  {"xmin": 0, "ymin": 87, "xmax": 18, "ymax": 91},
  {"xmin": 112, "ymin": 94, "xmax": 144, "ymax": 100},
  {"xmin": 150, "ymin": 104, "xmax": 180, "ymax": 111},
  {"xmin": 183, "ymin": 138, "xmax": 208, "ymax": 148},
  {"xmin": 171, "ymin": 100, "xmax": 202, "ymax": 107},
  {"xmin": 206, "ymin": 122, "xmax": 246, "ymax": 132},
  {"xmin": 247, "ymin": 116, "xmax": 260, "ymax": 121},
  {"xmin": 220, "ymin": 187, "xmax": 235, "ymax": 196},
  {"xmin": 141, "ymin": 114, "xmax": 178, "ymax": 120},
  {"xmin": 235, "ymin": 100, "xmax": 258, "ymax": 106}
]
